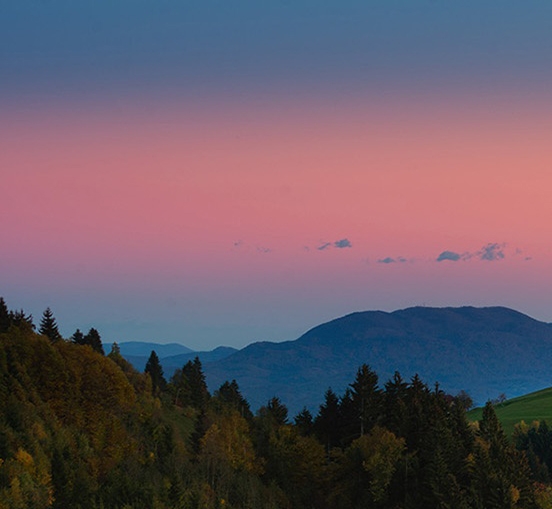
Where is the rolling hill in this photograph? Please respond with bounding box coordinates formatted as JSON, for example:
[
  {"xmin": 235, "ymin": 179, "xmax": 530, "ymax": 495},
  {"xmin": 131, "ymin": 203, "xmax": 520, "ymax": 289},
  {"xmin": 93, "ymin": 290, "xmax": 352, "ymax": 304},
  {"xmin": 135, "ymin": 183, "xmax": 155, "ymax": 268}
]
[
  {"xmin": 105, "ymin": 341, "xmax": 238, "ymax": 372},
  {"xmin": 203, "ymin": 306, "xmax": 552, "ymax": 415},
  {"xmin": 469, "ymin": 387, "xmax": 552, "ymax": 436}
]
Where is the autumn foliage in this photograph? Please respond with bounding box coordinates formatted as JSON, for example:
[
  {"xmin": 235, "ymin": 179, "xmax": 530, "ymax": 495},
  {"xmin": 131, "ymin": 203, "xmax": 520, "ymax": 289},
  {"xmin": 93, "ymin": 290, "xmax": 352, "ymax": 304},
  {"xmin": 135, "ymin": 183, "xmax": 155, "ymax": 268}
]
[{"xmin": 0, "ymin": 298, "xmax": 549, "ymax": 508}]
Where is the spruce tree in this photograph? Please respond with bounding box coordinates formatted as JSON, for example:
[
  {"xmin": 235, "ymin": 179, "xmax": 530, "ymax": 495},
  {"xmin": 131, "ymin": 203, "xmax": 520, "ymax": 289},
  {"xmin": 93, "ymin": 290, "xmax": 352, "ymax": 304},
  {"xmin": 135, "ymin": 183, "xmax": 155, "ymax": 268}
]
[
  {"xmin": 84, "ymin": 328, "xmax": 104, "ymax": 355},
  {"xmin": 39, "ymin": 307, "xmax": 62, "ymax": 342},
  {"xmin": 0, "ymin": 297, "xmax": 10, "ymax": 333},
  {"xmin": 214, "ymin": 379, "xmax": 252, "ymax": 420},
  {"xmin": 9, "ymin": 309, "xmax": 34, "ymax": 331},
  {"xmin": 314, "ymin": 388, "xmax": 342, "ymax": 452},
  {"xmin": 182, "ymin": 357, "xmax": 209, "ymax": 409},
  {"xmin": 145, "ymin": 350, "xmax": 166, "ymax": 395},
  {"xmin": 71, "ymin": 329, "xmax": 85, "ymax": 345},
  {"xmin": 350, "ymin": 364, "xmax": 382, "ymax": 437}
]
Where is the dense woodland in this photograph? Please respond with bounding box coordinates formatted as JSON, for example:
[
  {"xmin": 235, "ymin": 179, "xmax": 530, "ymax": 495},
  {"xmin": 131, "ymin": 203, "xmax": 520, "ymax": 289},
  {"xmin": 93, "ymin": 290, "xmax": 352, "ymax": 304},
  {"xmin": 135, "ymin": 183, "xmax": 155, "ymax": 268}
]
[{"xmin": 1, "ymin": 297, "xmax": 552, "ymax": 508}]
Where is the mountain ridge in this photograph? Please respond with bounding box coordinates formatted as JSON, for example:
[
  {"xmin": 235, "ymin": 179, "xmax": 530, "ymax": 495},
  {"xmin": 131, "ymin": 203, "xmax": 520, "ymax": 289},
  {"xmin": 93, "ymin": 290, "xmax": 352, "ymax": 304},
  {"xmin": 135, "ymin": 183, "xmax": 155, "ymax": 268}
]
[{"xmin": 202, "ymin": 306, "xmax": 552, "ymax": 414}]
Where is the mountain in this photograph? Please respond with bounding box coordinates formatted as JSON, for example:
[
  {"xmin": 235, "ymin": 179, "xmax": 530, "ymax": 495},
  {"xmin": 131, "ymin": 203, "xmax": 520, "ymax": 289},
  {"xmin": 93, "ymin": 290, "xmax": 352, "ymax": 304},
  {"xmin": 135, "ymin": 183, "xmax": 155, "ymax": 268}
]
[
  {"xmin": 161, "ymin": 346, "xmax": 238, "ymax": 374},
  {"xmin": 107, "ymin": 341, "xmax": 238, "ymax": 372},
  {"xmin": 204, "ymin": 306, "xmax": 552, "ymax": 415},
  {"xmin": 105, "ymin": 341, "xmax": 195, "ymax": 357}
]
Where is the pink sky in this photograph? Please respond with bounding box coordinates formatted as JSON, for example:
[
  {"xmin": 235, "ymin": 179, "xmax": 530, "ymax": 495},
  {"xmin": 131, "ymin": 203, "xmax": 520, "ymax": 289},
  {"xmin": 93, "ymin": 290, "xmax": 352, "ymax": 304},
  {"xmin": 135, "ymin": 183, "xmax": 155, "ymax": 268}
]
[{"xmin": 2, "ymin": 92, "xmax": 552, "ymax": 348}]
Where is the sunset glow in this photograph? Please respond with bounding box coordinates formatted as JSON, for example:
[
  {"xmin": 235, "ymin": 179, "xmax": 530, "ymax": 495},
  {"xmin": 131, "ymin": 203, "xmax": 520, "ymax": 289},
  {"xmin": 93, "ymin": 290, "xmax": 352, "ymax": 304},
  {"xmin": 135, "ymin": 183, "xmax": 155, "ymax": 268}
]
[{"xmin": 2, "ymin": 2, "xmax": 552, "ymax": 348}]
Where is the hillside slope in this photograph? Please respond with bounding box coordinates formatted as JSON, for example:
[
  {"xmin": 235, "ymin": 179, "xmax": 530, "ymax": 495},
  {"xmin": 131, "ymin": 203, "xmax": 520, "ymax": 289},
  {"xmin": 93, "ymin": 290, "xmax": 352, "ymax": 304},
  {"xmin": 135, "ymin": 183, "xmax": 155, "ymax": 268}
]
[
  {"xmin": 469, "ymin": 387, "xmax": 552, "ymax": 436},
  {"xmin": 204, "ymin": 306, "xmax": 552, "ymax": 414}
]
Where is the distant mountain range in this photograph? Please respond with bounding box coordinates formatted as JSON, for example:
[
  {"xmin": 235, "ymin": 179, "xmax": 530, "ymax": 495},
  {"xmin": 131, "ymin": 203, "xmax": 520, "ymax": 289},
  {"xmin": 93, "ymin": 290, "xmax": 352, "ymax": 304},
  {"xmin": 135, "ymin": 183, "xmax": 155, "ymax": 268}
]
[
  {"xmin": 104, "ymin": 341, "xmax": 238, "ymax": 372},
  {"xmin": 114, "ymin": 306, "xmax": 552, "ymax": 415}
]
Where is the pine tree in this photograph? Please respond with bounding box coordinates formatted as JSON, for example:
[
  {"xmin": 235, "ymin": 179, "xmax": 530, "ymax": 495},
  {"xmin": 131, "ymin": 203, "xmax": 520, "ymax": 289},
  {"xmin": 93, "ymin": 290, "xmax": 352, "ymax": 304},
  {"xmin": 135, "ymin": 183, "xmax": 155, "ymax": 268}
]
[
  {"xmin": 214, "ymin": 379, "xmax": 253, "ymax": 420},
  {"xmin": 0, "ymin": 297, "xmax": 10, "ymax": 333},
  {"xmin": 294, "ymin": 407, "xmax": 314, "ymax": 436},
  {"xmin": 39, "ymin": 307, "xmax": 62, "ymax": 342},
  {"xmin": 84, "ymin": 328, "xmax": 104, "ymax": 355},
  {"xmin": 71, "ymin": 329, "xmax": 85, "ymax": 345},
  {"xmin": 266, "ymin": 396, "xmax": 289, "ymax": 426},
  {"xmin": 182, "ymin": 357, "xmax": 209, "ymax": 409},
  {"xmin": 314, "ymin": 388, "xmax": 342, "ymax": 452},
  {"xmin": 350, "ymin": 364, "xmax": 382, "ymax": 437},
  {"xmin": 8, "ymin": 309, "xmax": 35, "ymax": 332},
  {"xmin": 145, "ymin": 350, "xmax": 166, "ymax": 394}
]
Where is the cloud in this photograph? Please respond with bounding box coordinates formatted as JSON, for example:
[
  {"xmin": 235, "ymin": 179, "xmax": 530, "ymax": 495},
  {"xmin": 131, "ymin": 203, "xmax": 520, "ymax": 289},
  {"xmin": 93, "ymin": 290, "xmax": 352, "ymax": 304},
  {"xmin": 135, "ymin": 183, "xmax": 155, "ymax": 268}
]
[
  {"xmin": 317, "ymin": 238, "xmax": 352, "ymax": 251},
  {"xmin": 232, "ymin": 240, "xmax": 271, "ymax": 254},
  {"xmin": 334, "ymin": 238, "xmax": 352, "ymax": 249},
  {"xmin": 477, "ymin": 242, "xmax": 505, "ymax": 261},
  {"xmin": 378, "ymin": 256, "xmax": 407, "ymax": 264},
  {"xmin": 436, "ymin": 242, "xmax": 511, "ymax": 263},
  {"xmin": 436, "ymin": 250, "xmax": 462, "ymax": 262}
]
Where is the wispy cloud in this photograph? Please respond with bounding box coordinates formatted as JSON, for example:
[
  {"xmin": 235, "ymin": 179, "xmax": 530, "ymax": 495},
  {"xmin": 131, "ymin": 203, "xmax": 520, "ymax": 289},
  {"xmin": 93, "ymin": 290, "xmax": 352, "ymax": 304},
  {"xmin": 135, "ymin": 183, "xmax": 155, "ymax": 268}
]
[
  {"xmin": 477, "ymin": 242, "xmax": 505, "ymax": 261},
  {"xmin": 317, "ymin": 242, "xmax": 332, "ymax": 251},
  {"xmin": 378, "ymin": 256, "xmax": 407, "ymax": 264},
  {"xmin": 436, "ymin": 243, "xmax": 509, "ymax": 263},
  {"xmin": 317, "ymin": 238, "xmax": 352, "ymax": 251},
  {"xmin": 233, "ymin": 240, "xmax": 272, "ymax": 254}
]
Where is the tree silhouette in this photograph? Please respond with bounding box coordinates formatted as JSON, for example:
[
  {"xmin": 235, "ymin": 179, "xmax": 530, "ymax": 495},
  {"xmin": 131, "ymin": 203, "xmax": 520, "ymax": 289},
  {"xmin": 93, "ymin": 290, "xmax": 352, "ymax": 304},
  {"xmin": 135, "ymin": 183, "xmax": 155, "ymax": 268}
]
[
  {"xmin": 71, "ymin": 329, "xmax": 85, "ymax": 345},
  {"xmin": 39, "ymin": 307, "xmax": 62, "ymax": 342},
  {"xmin": 84, "ymin": 328, "xmax": 104, "ymax": 355},
  {"xmin": 145, "ymin": 350, "xmax": 166, "ymax": 395}
]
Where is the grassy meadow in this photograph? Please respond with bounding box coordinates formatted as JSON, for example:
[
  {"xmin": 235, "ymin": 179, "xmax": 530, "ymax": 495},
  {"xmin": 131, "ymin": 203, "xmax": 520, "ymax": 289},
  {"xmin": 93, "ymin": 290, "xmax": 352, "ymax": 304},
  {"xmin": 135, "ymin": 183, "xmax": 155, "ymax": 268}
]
[{"xmin": 469, "ymin": 387, "xmax": 552, "ymax": 436}]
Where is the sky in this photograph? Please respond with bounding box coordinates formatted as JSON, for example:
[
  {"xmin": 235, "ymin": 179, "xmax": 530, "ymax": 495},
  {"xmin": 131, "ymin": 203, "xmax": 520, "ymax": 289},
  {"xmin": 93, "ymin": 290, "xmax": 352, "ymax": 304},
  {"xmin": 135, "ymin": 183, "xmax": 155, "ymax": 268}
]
[{"xmin": 2, "ymin": 1, "xmax": 552, "ymax": 350}]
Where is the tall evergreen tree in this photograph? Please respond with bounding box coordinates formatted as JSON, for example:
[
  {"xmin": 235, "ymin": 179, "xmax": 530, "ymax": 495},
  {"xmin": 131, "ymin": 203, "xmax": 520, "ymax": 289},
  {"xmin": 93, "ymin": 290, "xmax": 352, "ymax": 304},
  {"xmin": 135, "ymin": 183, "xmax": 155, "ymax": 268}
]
[
  {"xmin": 266, "ymin": 396, "xmax": 289, "ymax": 426},
  {"xmin": 84, "ymin": 328, "xmax": 104, "ymax": 355},
  {"xmin": 39, "ymin": 307, "xmax": 62, "ymax": 342},
  {"xmin": 145, "ymin": 350, "xmax": 166, "ymax": 395},
  {"xmin": 182, "ymin": 357, "xmax": 209, "ymax": 409},
  {"xmin": 0, "ymin": 297, "xmax": 10, "ymax": 333},
  {"xmin": 350, "ymin": 364, "xmax": 382, "ymax": 437},
  {"xmin": 71, "ymin": 328, "xmax": 85, "ymax": 345},
  {"xmin": 314, "ymin": 388, "xmax": 342, "ymax": 452},
  {"xmin": 214, "ymin": 379, "xmax": 253, "ymax": 420},
  {"xmin": 294, "ymin": 407, "xmax": 314, "ymax": 436}
]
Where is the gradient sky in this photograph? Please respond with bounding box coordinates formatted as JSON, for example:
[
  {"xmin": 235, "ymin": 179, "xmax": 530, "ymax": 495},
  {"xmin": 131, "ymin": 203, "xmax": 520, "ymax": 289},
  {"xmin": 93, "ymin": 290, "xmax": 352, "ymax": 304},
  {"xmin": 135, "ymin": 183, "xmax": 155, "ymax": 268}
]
[{"xmin": 2, "ymin": 1, "xmax": 552, "ymax": 350}]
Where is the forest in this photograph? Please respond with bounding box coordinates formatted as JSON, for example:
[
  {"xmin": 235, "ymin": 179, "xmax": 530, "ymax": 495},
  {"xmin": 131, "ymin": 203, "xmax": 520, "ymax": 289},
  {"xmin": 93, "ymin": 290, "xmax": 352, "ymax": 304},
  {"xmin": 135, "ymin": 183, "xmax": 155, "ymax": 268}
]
[{"xmin": 1, "ymin": 297, "xmax": 552, "ymax": 509}]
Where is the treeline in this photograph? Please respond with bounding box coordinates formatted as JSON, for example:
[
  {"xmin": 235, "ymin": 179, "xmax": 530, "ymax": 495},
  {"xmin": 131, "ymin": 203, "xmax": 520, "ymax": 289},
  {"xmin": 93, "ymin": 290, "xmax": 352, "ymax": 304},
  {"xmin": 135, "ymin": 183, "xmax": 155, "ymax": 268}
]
[{"xmin": 1, "ymin": 297, "xmax": 551, "ymax": 508}]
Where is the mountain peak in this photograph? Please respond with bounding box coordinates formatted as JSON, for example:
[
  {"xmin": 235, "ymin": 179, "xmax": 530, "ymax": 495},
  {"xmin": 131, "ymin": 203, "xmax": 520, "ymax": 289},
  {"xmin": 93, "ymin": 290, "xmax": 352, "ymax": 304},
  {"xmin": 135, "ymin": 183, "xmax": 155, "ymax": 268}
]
[{"xmin": 204, "ymin": 305, "xmax": 552, "ymax": 414}]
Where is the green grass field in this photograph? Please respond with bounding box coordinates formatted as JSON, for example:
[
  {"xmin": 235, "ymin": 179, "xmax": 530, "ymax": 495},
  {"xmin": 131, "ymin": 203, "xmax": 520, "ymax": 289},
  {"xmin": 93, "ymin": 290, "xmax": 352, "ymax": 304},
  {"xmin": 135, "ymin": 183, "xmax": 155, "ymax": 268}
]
[{"xmin": 468, "ymin": 387, "xmax": 552, "ymax": 436}]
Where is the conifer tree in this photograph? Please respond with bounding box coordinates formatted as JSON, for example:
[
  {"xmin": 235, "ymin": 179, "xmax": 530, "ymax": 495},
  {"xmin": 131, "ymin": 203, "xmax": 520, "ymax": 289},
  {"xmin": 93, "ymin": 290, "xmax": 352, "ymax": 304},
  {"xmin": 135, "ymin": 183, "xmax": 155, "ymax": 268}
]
[
  {"xmin": 314, "ymin": 388, "xmax": 342, "ymax": 451},
  {"xmin": 8, "ymin": 309, "xmax": 35, "ymax": 332},
  {"xmin": 145, "ymin": 350, "xmax": 166, "ymax": 394},
  {"xmin": 182, "ymin": 357, "xmax": 209, "ymax": 409},
  {"xmin": 39, "ymin": 307, "xmax": 62, "ymax": 342},
  {"xmin": 0, "ymin": 297, "xmax": 10, "ymax": 333},
  {"xmin": 71, "ymin": 329, "xmax": 85, "ymax": 345},
  {"xmin": 214, "ymin": 379, "xmax": 253, "ymax": 420},
  {"xmin": 266, "ymin": 396, "xmax": 289, "ymax": 426},
  {"xmin": 350, "ymin": 364, "xmax": 382, "ymax": 437},
  {"xmin": 84, "ymin": 328, "xmax": 104, "ymax": 355},
  {"xmin": 294, "ymin": 407, "xmax": 314, "ymax": 436}
]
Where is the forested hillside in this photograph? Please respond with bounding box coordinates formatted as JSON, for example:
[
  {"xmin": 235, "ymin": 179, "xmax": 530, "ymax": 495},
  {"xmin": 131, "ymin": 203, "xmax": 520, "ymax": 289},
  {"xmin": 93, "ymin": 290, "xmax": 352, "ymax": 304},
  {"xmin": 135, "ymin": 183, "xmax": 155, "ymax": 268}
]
[{"xmin": 1, "ymin": 297, "xmax": 551, "ymax": 508}]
